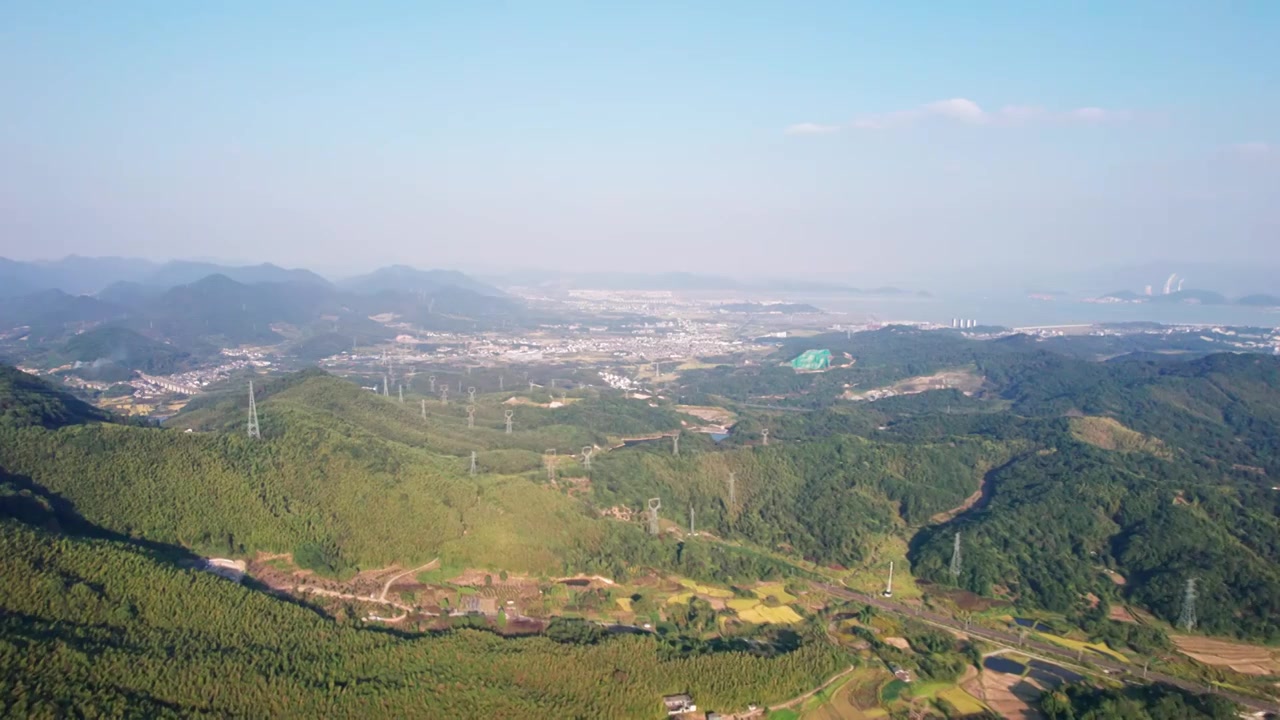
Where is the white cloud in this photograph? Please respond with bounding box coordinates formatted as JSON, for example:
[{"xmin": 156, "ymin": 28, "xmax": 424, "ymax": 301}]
[
  {"xmin": 784, "ymin": 122, "xmax": 840, "ymax": 135},
  {"xmin": 792, "ymin": 99, "xmax": 1130, "ymax": 134},
  {"xmin": 1229, "ymin": 141, "xmax": 1277, "ymax": 157},
  {"xmin": 925, "ymin": 98, "xmax": 986, "ymax": 123},
  {"xmin": 850, "ymin": 110, "xmax": 920, "ymax": 130},
  {"xmin": 995, "ymin": 105, "xmax": 1046, "ymax": 124},
  {"xmin": 1067, "ymin": 107, "xmax": 1130, "ymax": 124}
]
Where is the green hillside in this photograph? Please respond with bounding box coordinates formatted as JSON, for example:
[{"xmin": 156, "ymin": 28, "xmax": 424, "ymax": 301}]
[
  {"xmin": 0, "ymin": 368, "xmax": 712, "ymax": 579},
  {"xmin": 0, "ymin": 365, "xmax": 111, "ymax": 429},
  {"xmin": 910, "ymin": 440, "xmax": 1280, "ymax": 639},
  {"xmin": 3, "ymin": 332, "xmax": 1280, "ymax": 719},
  {"xmin": 0, "ymin": 378, "xmax": 609, "ymax": 575},
  {"xmin": 0, "ymin": 517, "xmax": 844, "ymax": 717},
  {"xmin": 63, "ymin": 325, "xmax": 197, "ymax": 376},
  {"xmin": 591, "ymin": 435, "xmax": 1015, "ymax": 567}
]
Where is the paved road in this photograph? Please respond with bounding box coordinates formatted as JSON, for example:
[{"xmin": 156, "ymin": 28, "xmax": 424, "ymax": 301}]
[{"xmin": 817, "ymin": 583, "xmax": 1280, "ymax": 715}]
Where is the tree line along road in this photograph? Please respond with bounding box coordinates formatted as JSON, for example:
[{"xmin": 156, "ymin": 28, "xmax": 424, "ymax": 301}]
[{"xmin": 816, "ymin": 583, "xmax": 1280, "ymax": 715}]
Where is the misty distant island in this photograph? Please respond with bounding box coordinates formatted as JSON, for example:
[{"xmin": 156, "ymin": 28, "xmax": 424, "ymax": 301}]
[
  {"xmin": 714, "ymin": 302, "xmax": 823, "ymax": 314},
  {"xmin": 1092, "ymin": 289, "xmax": 1280, "ymax": 308}
]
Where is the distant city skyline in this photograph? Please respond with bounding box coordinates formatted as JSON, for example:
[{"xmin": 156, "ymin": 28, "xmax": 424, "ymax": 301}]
[{"xmin": 2, "ymin": 2, "xmax": 1277, "ymax": 278}]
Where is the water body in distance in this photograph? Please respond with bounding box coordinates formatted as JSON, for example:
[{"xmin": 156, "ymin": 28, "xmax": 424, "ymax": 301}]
[{"xmin": 784, "ymin": 292, "xmax": 1280, "ymax": 329}]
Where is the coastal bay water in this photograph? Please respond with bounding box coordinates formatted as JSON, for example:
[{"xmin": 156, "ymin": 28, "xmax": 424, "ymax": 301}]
[{"xmin": 786, "ymin": 292, "xmax": 1280, "ymax": 329}]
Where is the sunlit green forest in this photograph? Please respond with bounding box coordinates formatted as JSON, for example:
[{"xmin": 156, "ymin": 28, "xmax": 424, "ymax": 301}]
[
  {"xmin": 0, "ymin": 517, "xmax": 845, "ymax": 718},
  {"xmin": 3, "ymin": 323, "xmax": 1280, "ymax": 715}
]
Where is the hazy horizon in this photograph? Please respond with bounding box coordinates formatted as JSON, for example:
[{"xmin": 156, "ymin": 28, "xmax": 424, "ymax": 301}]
[{"xmin": 3, "ymin": 3, "xmax": 1277, "ymax": 280}]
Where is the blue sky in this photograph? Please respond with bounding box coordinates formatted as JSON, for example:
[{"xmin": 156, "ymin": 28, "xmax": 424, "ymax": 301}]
[{"xmin": 1, "ymin": 1, "xmax": 1277, "ymax": 282}]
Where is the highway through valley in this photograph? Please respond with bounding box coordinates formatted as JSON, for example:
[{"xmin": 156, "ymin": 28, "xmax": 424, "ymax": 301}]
[{"xmin": 817, "ymin": 583, "xmax": 1280, "ymax": 715}]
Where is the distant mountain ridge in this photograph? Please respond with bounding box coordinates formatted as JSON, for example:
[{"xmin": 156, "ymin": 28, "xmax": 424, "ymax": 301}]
[
  {"xmin": 1, "ymin": 263, "xmax": 521, "ymax": 362},
  {"xmin": 0, "ymin": 256, "xmax": 155, "ymax": 297},
  {"xmin": 491, "ymin": 270, "xmax": 922, "ymax": 295},
  {"xmin": 0, "ymin": 256, "xmax": 329, "ymax": 296},
  {"xmin": 1238, "ymin": 293, "xmax": 1280, "ymax": 308},
  {"xmin": 340, "ymin": 265, "xmax": 506, "ymax": 297},
  {"xmin": 1095, "ymin": 288, "xmax": 1273, "ymax": 306},
  {"xmin": 145, "ymin": 261, "xmax": 331, "ymax": 289}
]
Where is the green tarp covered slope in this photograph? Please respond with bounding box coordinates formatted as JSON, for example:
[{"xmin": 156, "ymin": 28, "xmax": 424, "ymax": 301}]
[{"xmin": 790, "ymin": 349, "xmax": 831, "ymax": 371}]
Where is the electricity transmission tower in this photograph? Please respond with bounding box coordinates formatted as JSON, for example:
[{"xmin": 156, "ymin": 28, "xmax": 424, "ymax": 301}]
[
  {"xmin": 1178, "ymin": 578, "xmax": 1197, "ymax": 631},
  {"xmin": 421, "ymin": 399, "xmax": 427, "ymax": 420},
  {"xmin": 727, "ymin": 472, "xmax": 736, "ymax": 510},
  {"xmin": 582, "ymin": 446, "xmax": 593, "ymax": 472},
  {"xmin": 949, "ymin": 532, "xmax": 962, "ymax": 580},
  {"xmin": 761, "ymin": 428, "xmax": 769, "ymax": 446},
  {"xmin": 672, "ymin": 433, "xmax": 679, "ymax": 456},
  {"xmin": 647, "ymin": 498, "xmax": 661, "ymax": 535},
  {"xmin": 689, "ymin": 506, "xmax": 695, "ymax": 534},
  {"xmin": 470, "ymin": 451, "xmax": 477, "ymax": 477},
  {"xmin": 466, "ymin": 405, "xmax": 476, "ymax": 429},
  {"xmin": 504, "ymin": 410, "xmax": 514, "ymax": 434},
  {"xmin": 247, "ymin": 381, "xmax": 261, "ymax": 439}
]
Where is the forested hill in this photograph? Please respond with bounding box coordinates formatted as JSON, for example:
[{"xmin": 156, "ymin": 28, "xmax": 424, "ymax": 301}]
[
  {"xmin": 0, "ymin": 516, "xmax": 845, "ymax": 717},
  {"xmin": 0, "ymin": 362, "xmax": 852, "ymax": 715},
  {"xmin": 4, "ymin": 340, "xmax": 1280, "ymax": 652},
  {"xmin": 0, "ymin": 365, "xmax": 112, "ymax": 429},
  {"xmin": 674, "ymin": 336, "xmax": 1280, "ymax": 641},
  {"xmin": 896, "ymin": 353, "xmax": 1280, "ymax": 641},
  {"xmin": 0, "ymin": 367, "xmax": 738, "ymax": 582},
  {"xmin": 979, "ymin": 351, "xmax": 1280, "ymax": 474}
]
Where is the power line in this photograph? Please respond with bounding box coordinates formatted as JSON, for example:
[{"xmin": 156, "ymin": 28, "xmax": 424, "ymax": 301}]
[
  {"xmin": 1178, "ymin": 577, "xmax": 1197, "ymax": 631},
  {"xmin": 247, "ymin": 381, "xmax": 260, "ymax": 439},
  {"xmin": 949, "ymin": 532, "xmax": 962, "ymax": 580}
]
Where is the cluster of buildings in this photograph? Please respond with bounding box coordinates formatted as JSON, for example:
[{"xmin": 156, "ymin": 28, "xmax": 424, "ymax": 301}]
[
  {"xmin": 322, "ymin": 319, "xmax": 754, "ymax": 374},
  {"xmin": 598, "ymin": 371, "xmax": 643, "ymax": 392},
  {"xmin": 131, "ymin": 358, "xmax": 270, "ymax": 398}
]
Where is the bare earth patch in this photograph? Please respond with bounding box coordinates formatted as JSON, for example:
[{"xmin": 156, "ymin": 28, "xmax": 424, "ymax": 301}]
[
  {"xmin": 1069, "ymin": 416, "xmax": 1171, "ymax": 458},
  {"xmin": 882, "ymin": 636, "xmax": 911, "ymax": 650},
  {"xmin": 930, "ymin": 484, "xmax": 984, "ymax": 524},
  {"xmin": 675, "ymin": 404, "xmax": 737, "ymax": 432},
  {"xmin": 843, "ymin": 368, "xmax": 984, "ymax": 402},
  {"xmin": 1172, "ymin": 635, "xmax": 1280, "ymax": 676},
  {"xmin": 1108, "ymin": 605, "xmax": 1137, "ymax": 623},
  {"xmin": 979, "ymin": 669, "xmax": 1044, "ymax": 720}
]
